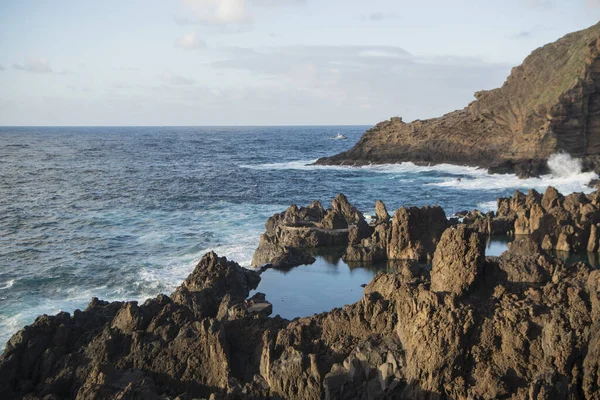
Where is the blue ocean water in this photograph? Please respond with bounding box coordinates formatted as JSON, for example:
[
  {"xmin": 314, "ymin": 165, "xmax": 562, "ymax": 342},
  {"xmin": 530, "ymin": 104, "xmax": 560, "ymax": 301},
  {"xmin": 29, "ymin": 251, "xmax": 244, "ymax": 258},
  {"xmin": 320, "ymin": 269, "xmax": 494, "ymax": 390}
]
[{"xmin": 0, "ymin": 126, "xmax": 597, "ymax": 346}]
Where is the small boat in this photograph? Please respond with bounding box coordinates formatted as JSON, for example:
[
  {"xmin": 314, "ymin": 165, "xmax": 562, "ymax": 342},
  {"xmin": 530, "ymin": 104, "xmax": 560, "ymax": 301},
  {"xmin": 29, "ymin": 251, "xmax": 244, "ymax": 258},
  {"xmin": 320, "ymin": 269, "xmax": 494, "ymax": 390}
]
[{"xmin": 329, "ymin": 132, "xmax": 347, "ymax": 140}]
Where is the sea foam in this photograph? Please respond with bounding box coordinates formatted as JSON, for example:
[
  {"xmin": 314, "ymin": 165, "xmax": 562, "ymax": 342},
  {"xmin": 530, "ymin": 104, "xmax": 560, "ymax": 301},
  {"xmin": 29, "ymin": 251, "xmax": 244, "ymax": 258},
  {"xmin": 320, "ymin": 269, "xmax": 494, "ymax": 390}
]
[{"xmin": 427, "ymin": 153, "xmax": 597, "ymax": 195}]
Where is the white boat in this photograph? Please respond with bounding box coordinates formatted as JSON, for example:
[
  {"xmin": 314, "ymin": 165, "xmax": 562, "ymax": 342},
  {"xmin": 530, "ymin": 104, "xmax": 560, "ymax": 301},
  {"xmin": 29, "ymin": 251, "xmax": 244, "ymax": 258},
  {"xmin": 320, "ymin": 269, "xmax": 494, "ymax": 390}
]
[{"xmin": 329, "ymin": 132, "xmax": 347, "ymax": 140}]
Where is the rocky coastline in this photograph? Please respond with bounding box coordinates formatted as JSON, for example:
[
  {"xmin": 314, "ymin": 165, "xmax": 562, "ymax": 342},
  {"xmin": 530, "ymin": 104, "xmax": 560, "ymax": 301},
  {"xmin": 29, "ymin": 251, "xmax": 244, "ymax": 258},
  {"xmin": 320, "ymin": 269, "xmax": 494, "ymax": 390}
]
[
  {"xmin": 316, "ymin": 22, "xmax": 600, "ymax": 178},
  {"xmin": 3, "ymin": 188, "xmax": 600, "ymax": 399}
]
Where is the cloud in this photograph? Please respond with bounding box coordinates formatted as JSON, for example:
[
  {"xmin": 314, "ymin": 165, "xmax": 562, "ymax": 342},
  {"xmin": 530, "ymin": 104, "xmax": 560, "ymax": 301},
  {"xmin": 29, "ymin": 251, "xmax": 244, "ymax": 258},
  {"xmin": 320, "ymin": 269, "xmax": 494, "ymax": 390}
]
[
  {"xmin": 0, "ymin": 64, "xmax": 4, "ymax": 71},
  {"xmin": 180, "ymin": 0, "xmax": 251, "ymax": 25},
  {"xmin": 363, "ymin": 12, "xmax": 399, "ymax": 21},
  {"xmin": 160, "ymin": 71, "xmax": 196, "ymax": 85},
  {"xmin": 513, "ymin": 31, "xmax": 533, "ymax": 39},
  {"xmin": 13, "ymin": 57, "xmax": 53, "ymax": 73},
  {"xmin": 175, "ymin": 31, "xmax": 207, "ymax": 49},
  {"xmin": 208, "ymin": 44, "xmax": 511, "ymax": 122},
  {"xmin": 113, "ymin": 67, "xmax": 141, "ymax": 71},
  {"xmin": 524, "ymin": 0, "xmax": 554, "ymax": 7},
  {"xmin": 587, "ymin": 0, "xmax": 600, "ymax": 6},
  {"xmin": 177, "ymin": 0, "xmax": 305, "ymax": 27}
]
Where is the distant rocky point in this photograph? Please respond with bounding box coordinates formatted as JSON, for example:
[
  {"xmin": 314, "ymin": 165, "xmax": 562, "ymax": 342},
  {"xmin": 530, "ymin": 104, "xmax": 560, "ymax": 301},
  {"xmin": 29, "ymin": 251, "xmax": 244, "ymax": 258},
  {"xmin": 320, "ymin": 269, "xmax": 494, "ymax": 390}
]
[{"xmin": 317, "ymin": 22, "xmax": 600, "ymax": 178}]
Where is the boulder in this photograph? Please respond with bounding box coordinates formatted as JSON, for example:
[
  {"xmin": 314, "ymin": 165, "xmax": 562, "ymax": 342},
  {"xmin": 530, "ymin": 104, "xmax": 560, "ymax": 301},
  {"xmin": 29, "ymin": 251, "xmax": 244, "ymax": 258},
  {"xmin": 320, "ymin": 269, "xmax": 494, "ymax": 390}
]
[{"xmin": 430, "ymin": 225, "xmax": 485, "ymax": 295}]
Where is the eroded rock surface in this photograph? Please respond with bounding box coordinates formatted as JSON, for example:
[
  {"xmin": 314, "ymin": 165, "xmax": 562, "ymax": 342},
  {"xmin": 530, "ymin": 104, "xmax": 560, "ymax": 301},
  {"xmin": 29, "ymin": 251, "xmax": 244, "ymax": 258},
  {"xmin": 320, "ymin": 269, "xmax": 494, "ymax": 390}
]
[
  {"xmin": 430, "ymin": 225, "xmax": 485, "ymax": 296},
  {"xmin": 485, "ymin": 186, "xmax": 600, "ymax": 253},
  {"xmin": 4, "ymin": 196, "xmax": 600, "ymax": 399},
  {"xmin": 251, "ymin": 195, "xmax": 361, "ymax": 268},
  {"xmin": 345, "ymin": 204, "xmax": 449, "ymax": 263}
]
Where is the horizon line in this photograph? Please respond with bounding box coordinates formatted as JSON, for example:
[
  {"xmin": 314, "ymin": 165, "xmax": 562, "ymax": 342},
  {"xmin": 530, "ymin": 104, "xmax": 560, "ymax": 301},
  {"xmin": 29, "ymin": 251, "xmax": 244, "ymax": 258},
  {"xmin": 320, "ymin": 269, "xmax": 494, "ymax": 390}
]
[{"xmin": 0, "ymin": 124, "xmax": 374, "ymax": 128}]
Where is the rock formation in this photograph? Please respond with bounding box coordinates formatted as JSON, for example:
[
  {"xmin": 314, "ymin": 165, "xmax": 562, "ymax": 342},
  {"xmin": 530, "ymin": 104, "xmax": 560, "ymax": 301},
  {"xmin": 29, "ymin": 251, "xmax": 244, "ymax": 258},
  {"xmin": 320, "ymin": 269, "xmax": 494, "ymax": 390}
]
[
  {"xmin": 4, "ymin": 207, "xmax": 600, "ymax": 398},
  {"xmin": 344, "ymin": 205, "xmax": 449, "ymax": 263},
  {"xmin": 430, "ymin": 225, "xmax": 485, "ymax": 296},
  {"xmin": 316, "ymin": 22, "xmax": 600, "ymax": 177},
  {"xmin": 464, "ymin": 186, "xmax": 600, "ymax": 254},
  {"xmin": 251, "ymin": 195, "xmax": 359, "ymax": 268},
  {"xmin": 254, "ymin": 195, "xmax": 450, "ymax": 267}
]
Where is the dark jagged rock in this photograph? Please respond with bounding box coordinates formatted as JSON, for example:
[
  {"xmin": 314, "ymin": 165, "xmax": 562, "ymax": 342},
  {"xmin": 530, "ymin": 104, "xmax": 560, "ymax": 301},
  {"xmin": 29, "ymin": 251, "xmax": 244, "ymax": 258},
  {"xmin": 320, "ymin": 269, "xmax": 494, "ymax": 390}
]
[
  {"xmin": 345, "ymin": 204, "xmax": 448, "ymax": 262},
  {"xmin": 489, "ymin": 186, "xmax": 600, "ymax": 253},
  {"xmin": 5, "ymin": 194, "xmax": 600, "ymax": 399},
  {"xmin": 316, "ymin": 23, "xmax": 600, "ymax": 177},
  {"xmin": 251, "ymin": 195, "xmax": 367, "ymax": 268},
  {"xmin": 374, "ymin": 199, "xmax": 390, "ymax": 223}
]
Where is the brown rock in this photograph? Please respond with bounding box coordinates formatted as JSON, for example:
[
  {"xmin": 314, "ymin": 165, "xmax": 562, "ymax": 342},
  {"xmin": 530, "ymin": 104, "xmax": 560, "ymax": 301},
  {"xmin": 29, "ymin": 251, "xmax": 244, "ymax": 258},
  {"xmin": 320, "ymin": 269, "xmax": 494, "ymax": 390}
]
[
  {"xmin": 430, "ymin": 225, "xmax": 485, "ymax": 295},
  {"xmin": 319, "ymin": 209, "xmax": 348, "ymax": 230},
  {"xmin": 387, "ymin": 206, "xmax": 448, "ymax": 261},
  {"xmin": 316, "ymin": 23, "xmax": 600, "ymax": 176},
  {"xmin": 332, "ymin": 193, "xmax": 363, "ymax": 225},
  {"xmin": 374, "ymin": 200, "xmax": 390, "ymax": 223}
]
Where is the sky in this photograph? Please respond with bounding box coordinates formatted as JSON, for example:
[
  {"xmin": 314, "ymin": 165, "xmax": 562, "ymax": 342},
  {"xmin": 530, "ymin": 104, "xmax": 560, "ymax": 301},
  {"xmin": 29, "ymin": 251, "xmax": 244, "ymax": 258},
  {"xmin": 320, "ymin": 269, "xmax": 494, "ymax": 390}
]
[{"xmin": 0, "ymin": 1, "xmax": 599, "ymax": 126}]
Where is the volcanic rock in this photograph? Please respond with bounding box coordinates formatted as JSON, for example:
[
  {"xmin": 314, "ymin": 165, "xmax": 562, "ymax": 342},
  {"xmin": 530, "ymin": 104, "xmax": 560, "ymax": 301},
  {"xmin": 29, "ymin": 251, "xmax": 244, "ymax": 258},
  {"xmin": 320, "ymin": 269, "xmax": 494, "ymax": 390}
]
[
  {"xmin": 492, "ymin": 186, "xmax": 600, "ymax": 253},
  {"xmin": 430, "ymin": 225, "xmax": 485, "ymax": 296},
  {"xmin": 374, "ymin": 200, "xmax": 390, "ymax": 223},
  {"xmin": 5, "ymin": 195, "xmax": 600, "ymax": 399},
  {"xmin": 316, "ymin": 22, "xmax": 600, "ymax": 177},
  {"xmin": 251, "ymin": 195, "xmax": 368, "ymax": 268}
]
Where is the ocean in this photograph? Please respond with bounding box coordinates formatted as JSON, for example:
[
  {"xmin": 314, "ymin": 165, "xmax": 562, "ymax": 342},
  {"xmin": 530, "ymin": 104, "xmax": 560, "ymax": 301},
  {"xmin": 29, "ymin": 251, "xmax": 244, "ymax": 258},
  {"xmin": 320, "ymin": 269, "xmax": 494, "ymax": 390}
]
[{"xmin": 0, "ymin": 126, "xmax": 597, "ymax": 348}]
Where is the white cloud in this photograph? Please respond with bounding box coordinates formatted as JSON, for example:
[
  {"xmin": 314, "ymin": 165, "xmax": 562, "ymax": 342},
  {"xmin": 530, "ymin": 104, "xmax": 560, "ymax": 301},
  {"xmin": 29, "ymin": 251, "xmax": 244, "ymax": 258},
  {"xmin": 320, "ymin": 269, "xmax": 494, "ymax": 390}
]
[
  {"xmin": 363, "ymin": 12, "xmax": 399, "ymax": 21},
  {"xmin": 175, "ymin": 32, "xmax": 207, "ymax": 49},
  {"xmin": 0, "ymin": 64, "xmax": 4, "ymax": 71},
  {"xmin": 160, "ymin": 71, "xmax": 196, "ymax": 85},
  {"xmin": 178, "ymin": 0, "xmax": 305, "ymax": 27},
  {"xmin": 209, "ymin": 45, "xmax": 511, "ymax": 121},
  {"xmin": 181, "ymin": 0, "xmax": 251, "ymax": 25},
  {"xmin": 13, "ymin": 57, "xmax": 53, "ymax": 73}
]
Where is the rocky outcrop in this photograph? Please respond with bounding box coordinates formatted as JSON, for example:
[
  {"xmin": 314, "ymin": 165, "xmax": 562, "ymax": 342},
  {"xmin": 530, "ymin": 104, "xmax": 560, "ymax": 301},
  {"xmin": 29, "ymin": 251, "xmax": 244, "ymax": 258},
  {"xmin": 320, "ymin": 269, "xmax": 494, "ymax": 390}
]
[
  {"xmin": 430, "ymin": 225, "xmax": 485, "ymax": 296},
  {"xmin": 251, "ymin": 195, "xmax": 357, "ymax": 268},
  {"xmin": 486, "ymin": 186, "xmax": 600, "ymax": 253},
  {"xmin": 316, "ymin": 22, "xmax": 600, "ymax": 177},
  {"xmin": 344, "ymin": 204, "xmax": 449, "ymax": 263},
  {"xmin": 4, "ymin": 215, "xmax": 600, "ymax": 399},
  {"xmin": 255, "ymin": 194, "xmax": 450, "ymax": 266}
]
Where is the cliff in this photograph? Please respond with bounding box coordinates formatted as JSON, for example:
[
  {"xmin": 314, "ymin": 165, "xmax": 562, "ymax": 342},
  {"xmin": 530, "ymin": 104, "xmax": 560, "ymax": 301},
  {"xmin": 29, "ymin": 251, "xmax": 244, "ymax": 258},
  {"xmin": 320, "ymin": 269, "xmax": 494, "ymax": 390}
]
[{"xmin": 317, "ymin": 22, "xmax": 600, "ymax": 177}]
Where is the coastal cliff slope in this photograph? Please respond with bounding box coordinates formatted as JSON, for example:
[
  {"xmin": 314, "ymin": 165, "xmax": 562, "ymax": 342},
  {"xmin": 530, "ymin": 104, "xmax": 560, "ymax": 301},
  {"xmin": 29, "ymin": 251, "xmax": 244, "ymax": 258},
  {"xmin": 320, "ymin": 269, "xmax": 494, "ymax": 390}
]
[{"xmin": 317, "ymin": 22, "xmax": 600, "ymax": 177}]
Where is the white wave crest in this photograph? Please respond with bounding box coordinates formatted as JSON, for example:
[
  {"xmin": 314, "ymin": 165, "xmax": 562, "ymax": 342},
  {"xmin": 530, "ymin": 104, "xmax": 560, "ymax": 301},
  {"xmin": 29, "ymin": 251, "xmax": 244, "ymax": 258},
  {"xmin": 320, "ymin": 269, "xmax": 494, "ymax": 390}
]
[
  {"xmin": 427, "ymin": 153, "xmax": 597, "ymax": 195},
  {"xmin": 476, "ymin": 201, "xmax": 498, "ymax": 212},
  {"xmin": 240, "ymin": 159, "xmax": 488, "ymax": 176},
  {"xmin": 547, "ymin": 152, "xmax": 585, "ymax": 176},
  {"xmin": 0, "ymin": 280, "xmax": 14, "ymax": 290}
]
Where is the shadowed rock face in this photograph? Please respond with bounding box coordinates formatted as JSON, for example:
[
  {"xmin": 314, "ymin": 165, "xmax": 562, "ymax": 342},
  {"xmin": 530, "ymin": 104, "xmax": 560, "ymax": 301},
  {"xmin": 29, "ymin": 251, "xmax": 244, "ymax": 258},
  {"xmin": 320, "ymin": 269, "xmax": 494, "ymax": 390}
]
[
  {"xmin": 251, "ymin": 195, "xmax": 359, "ymax": 268},
  {"xmin": 254, "ymin": 195, "xmax": 449, "ymax": 267},
  {"xmin": 316, "ymin": 22, "xmax": 600, "ymax": 177},
  {"xmin": 4, "ymin": 196, "xmax": 600, "ymax": 399}
]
